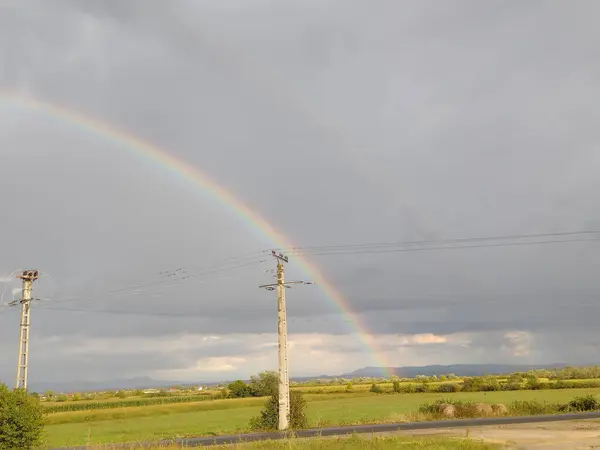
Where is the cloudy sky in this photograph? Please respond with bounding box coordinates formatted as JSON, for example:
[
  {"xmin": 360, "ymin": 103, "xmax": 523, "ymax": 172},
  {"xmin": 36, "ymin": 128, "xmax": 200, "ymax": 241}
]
[{"xmin": 1, "ymin": 0, "xmax": 600, "ymax": 385}]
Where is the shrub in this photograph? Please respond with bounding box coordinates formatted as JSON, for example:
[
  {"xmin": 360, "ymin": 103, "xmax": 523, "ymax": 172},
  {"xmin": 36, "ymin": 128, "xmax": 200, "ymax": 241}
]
[
  {"xmin": 249, "ymin": 390, "xmax": 308, "ymax": 431},
  {"xmin": 369, "ymin": 383, "xmax": 383, "ymax": 394},
  {"xmin": 418, "ymin": 398, "xmax": 452, "ymax": 415},
  {"xmin": 567, "ymin": 394, "xmax": 600, "ymax": 412},
  {"xmin": 0, "ymin": 384, "xmax": 45, "ymax": 450},
  {"xmin": 437, "ymin": 383, "xmax": 460, "ymax": 393},
  {"xmin": 509, "ymin": 400, "xmax": 559, "ymax": 415},
  {"xmin": 525, "ymin": 376, "xmax": 541, "ymax": 390},
  {"xmin": 415, "ymin": 383, "xmax": 429, "ymax": 393},
  {"xmin": 345, "ymin": 382, "xmax": 353, "ymax": 391},
  {"xmin": 500, "ymin": 382, "xmax": 522, "ymax": 391},
  {"xmin": 392, "ymin": 380, "xmax": 401, "ymax": 393}
]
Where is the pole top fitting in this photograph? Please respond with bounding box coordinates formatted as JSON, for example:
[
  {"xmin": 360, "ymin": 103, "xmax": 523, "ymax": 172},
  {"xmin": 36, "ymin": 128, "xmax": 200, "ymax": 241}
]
[{"xmin": 17, "ymin": 270, "xmax": 38, "ymax": 281}]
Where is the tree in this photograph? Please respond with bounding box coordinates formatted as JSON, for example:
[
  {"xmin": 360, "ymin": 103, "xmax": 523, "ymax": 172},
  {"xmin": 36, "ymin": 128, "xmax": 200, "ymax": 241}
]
[
  {"xmin": 227, "ymin": 380, "xmax": 253, "ymax": 398},
  {"xmin": 249, "ymin": 390, "xmax": 308, "ymax": 430},
  {"xmin": 249, "ymin": 371, "xmax": 278, "ymax": 397},
  {"xmin": 0, "ymin": 384, "xmax": 45, "ymax": 450},
  {"xmin": 392, "ymin": 380, "xmax": 401, "ymax": 393}
]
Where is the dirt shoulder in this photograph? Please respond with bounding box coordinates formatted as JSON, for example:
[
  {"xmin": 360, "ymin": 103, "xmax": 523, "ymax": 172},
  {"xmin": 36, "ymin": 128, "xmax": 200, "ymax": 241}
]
[{"xmin": 394, "ymin": 419, "xmax": 600, "ymax": 449}]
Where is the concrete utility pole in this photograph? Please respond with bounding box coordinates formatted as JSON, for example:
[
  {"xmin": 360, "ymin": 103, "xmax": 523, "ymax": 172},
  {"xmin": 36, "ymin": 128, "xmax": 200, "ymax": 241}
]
[
  {"xmin": 259, "ymin": 251, "xmax": 312, "ymax": 431},
  {"xmin": 14, "ymin": 270, "xmax": 38, "ymax": 390}
]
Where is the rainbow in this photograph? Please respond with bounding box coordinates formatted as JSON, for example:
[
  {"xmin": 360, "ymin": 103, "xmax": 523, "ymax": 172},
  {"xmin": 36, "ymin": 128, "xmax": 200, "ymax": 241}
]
[{"xmin": 0, "ymin": 93, "xmax": 394, "ymax": 378}]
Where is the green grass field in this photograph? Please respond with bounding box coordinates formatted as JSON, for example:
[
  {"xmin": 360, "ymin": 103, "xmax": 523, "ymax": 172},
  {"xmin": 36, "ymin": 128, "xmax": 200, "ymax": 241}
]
[{"xmin": 43, "ymin": 387, "xmax": 600, "ymax": 447}]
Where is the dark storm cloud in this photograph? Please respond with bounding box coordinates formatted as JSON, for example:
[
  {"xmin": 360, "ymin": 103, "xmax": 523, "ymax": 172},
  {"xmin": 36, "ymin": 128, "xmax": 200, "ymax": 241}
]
[{"xmin": 1, "ymin": 0, "xmax": 600, "ymax": 382}]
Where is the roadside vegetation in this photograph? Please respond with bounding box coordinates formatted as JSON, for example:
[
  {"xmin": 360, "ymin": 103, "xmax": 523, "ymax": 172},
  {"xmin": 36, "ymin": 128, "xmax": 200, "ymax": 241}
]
[
  {"xmin": 80, "ymin": 435, "xmax": 501, "ymax": 450},
  {"xmin": 7, "ymin": 365, "xmax": 600, "ymax": 447}
]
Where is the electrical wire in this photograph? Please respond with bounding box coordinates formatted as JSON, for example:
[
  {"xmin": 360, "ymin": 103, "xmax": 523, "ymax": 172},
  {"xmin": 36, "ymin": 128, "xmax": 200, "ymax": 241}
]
[
  {"xmin": 275, "ymin": 230, "xmax": 600, "ymax": 255},
  {"xmin": 47, "ymin": 255, "xmax": 267, "ymax": 307},
  {"xmin": 283, "ymin": 236, "xmax": 600, "ymax": 257}
]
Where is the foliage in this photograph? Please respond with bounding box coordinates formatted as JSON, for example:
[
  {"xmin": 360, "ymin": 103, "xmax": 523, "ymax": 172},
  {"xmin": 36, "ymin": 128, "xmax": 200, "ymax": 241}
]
[
  {"xmin": 500, "ymin": 382, "xmax": 522, "ymax": 391},
  {"xmin": 227, "ymin": 381, "xmax": 254, "ymax": 398},
  {"xmin": 0, "ymin": 384, "xmax": 45, "ymax": 450},
  {"xmin": 392, "ymin": 380, "xmax": 401, "ymax": 393},
  {"xmin": 525, "ymin": 376, "xmax": 541, "ymax": 390},
  {"xmin": 249, "ymin": 371, "xmax": 279, "ymax": 397},
  {"xmin": 369, "ymin": 383, "xmax": 383, "ymax": 394},
  {"xmin": 566, "ymin": 394, "xmax": 600, "ymax": 411},
  {"xmin": 249, "ymin": 390, "xmax": 308, "ymax": 431},
  {"xmin": 415, "ymin": 383, "xmax": 429, "ymax": 393},
  {"xmin": 437, "ymin": 383, "xmax": 461, "ymax": 393},
  {"xmin": 508, "ymin": 400, "xmax": 560, "ymax": 415},
  {"xmin": 44, "ymin": 394, "xmax": 220, "ymax": 413}
]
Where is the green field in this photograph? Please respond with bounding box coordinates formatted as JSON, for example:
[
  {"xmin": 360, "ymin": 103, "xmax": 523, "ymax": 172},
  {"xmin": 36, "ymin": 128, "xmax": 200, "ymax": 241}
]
[{"xmin": 43, "ymin": 387, "xmax": 600, "ymax": 447}]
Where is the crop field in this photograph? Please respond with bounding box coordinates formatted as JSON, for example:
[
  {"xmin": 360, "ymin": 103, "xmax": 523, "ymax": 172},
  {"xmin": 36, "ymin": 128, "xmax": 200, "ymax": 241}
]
[{"xmin": 43, "ymin": 387, "xmax": 600, "ymax": 447}]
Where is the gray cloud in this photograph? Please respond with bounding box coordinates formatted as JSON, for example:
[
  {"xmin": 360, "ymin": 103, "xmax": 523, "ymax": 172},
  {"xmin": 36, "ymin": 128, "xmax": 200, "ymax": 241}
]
[{"xmin": 1, "ymin": 0, "xmax": 600, "ymax": 383}]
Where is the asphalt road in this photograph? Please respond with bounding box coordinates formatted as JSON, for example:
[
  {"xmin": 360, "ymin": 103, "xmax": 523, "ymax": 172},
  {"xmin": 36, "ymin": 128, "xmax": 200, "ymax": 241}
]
[{"xmin": 56, "ymin": 411, "xmax": 600, "ymax": 449}]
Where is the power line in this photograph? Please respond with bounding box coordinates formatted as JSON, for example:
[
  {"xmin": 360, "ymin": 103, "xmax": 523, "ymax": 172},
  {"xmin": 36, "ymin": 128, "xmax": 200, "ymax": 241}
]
[
  {"xmin": 281, "ymin": 235, "xmax": 600, "ymax": 257},
  {"xmin": 46, "ymin": 255, "xmax": 267, "ymax": 307},
  {"xmin": 275, "ymin": 230, "xmax": 600, "ymax": 254}
]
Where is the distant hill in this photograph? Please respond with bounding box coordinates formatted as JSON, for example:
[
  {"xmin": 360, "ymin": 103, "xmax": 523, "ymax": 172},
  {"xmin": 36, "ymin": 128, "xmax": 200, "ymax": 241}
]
[
  {"xmin": 343, "ymin": 363, "xmax": 569, "ymax": 378},
  {"xmin": 26, "ymin": 377, "xmax": 187, "ymax": 393},
  {"xmin": 22, "ymin": 363, "xmax": 573, "ymax": 392}
]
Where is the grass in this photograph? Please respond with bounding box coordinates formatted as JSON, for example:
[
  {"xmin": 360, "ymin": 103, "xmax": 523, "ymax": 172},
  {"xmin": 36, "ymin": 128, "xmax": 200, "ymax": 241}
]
[
  {"xmin": 44, "ymin": 387, "xmax": 600, "ymax": 447},
  {"xmin": 78, "ymin": 435, "xmax": 500, "ymax": 449}
]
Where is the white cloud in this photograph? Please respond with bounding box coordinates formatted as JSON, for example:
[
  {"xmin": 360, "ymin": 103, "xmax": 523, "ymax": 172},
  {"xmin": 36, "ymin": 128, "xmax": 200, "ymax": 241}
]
[{"xmin": 408, "ymin": 333, "xmax": 448, "ymax": 345}]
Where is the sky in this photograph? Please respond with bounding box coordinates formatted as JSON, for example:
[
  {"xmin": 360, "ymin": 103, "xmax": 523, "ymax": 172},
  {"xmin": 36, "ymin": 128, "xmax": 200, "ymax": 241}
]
[{"xmin": 1, "ymin": 0, "xmax": 600, "ymax": 385}]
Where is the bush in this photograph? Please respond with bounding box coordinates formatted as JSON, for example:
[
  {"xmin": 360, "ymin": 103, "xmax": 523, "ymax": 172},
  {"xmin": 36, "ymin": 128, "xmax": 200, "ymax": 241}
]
[
  {"xmin": 249, "ymin": 390, "xmax": 308, "ymax": 431},
  {"xmin": 392, "ymin": 380, "xmax": 401, "ymax": 393},
  {"xmin": 418, "ymin": 398, "xmax": 452, "ymax": 415},
  {"xmin": 509, "ymin": 400, "xmax": 559, "ymax": 415},
  {"xmin": 415, "ymin": 383, "xmax": 429, "ymax": 393},
  {"xmin": 567, "ymin": 394, "xmax": 600, "ymax": 412},
  {"xmin": 369, "ymin": 383, "xmax": 383, "ymax": 394},
  {"xmin": 437, "ymin": 383, "xmax": 461, "ymax": 393},
  {"xmin": 0, "ymin": 384, "xmax": 45, "ymax": 450},
  {"xmin": 500, "ymin": 382, "xmax": 522, "ymax": 391},
  {"xmin": 525, "ymin": 376, "xmax": 541, "ymax": 390}
]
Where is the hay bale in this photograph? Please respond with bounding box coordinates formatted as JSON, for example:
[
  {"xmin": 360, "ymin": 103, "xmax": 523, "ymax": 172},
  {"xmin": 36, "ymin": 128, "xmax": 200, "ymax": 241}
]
[
  {"xmin": 440, "ymin": 404, "xmax": 456, "ymax": 418},
  {"xmin": 492, "ymin": 403, "xmax": 507, "ymax": 415},
  {"xmin": 437, "ymin": 403, "xmax": 451, "ymax": 412},
  {"xmin": 474, "ymin": 403, "xmax": 493, "ymax": 416}
]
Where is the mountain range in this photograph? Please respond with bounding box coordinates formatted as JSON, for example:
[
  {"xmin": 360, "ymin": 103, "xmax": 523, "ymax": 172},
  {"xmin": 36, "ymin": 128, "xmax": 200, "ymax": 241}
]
[{"xmin": 22, "ymin": 363, "xmax": 572, "ymax": 392}]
